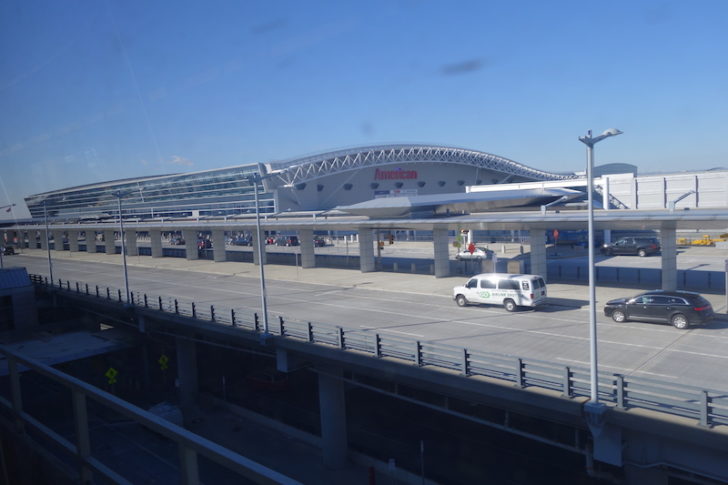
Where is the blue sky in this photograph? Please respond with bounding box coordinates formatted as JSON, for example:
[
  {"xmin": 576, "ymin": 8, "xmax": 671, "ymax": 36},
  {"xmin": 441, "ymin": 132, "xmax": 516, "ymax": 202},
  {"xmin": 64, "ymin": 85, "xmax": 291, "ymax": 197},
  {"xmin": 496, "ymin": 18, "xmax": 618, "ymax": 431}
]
[{"xmin": 2, "ymin": 0, "xmax": 727, "ymax": 219}]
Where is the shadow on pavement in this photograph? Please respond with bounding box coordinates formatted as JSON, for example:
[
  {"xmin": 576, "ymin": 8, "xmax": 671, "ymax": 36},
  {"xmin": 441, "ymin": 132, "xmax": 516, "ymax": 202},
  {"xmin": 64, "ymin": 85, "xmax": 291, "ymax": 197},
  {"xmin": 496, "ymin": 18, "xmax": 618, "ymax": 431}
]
[{"xmin": 543, "ymin": 297, "xmax": 589, "ymax": 309}]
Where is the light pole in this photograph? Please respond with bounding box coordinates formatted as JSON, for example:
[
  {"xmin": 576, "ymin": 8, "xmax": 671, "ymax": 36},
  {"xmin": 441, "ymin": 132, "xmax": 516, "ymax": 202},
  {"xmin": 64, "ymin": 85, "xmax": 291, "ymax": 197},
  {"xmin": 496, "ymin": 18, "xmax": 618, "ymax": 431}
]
[
  {"xmin": 112, "ymin": 191, "xmax": 132, "ymax": 304},
  {"xmin": 578, "ymin": 128, "xmax": 623, "ymax": 404},
  {"xmin": 247, "ymin": 173, "xmax": 270, "ymax": 335},
  {"xmin": 41, "ymin": 200, "xmax": 54, "ymax": 285}
]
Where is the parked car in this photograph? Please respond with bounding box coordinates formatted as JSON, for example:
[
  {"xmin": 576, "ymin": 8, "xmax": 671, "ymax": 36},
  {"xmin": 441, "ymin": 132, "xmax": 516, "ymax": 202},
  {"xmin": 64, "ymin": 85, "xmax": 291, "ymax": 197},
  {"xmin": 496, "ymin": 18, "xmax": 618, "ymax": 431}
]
[
  {"xmin": 169, "ymin": 236, "xmax": 185, "ymax": 245},
  {"xmin": 1, "ymin": 246, "xmax": 15, "ymax": 256},
  {"xmin": 313, "ymin": 236, "xmax": 327, "ymax": 247},
  {"xmin": 197, "ymin": 239, "xmax": 212, "ymax": 250},
  {"xmin": 455, "ymin": 246, "xmax": 493, "ymax": 261},
  {"xmin": 230, "ymin": 237, "xmax": 250, "ymax": 246},
  {"xmin": 275, "ymin": 235, "xmax": 299, "ymax": 246},
  {"xmin": 603, "ymin": 290, "xmax": 714, "ymax": 329},
  {"xmin": 601, "ymin": 237, "xmax": 660, "ymax": 257}
]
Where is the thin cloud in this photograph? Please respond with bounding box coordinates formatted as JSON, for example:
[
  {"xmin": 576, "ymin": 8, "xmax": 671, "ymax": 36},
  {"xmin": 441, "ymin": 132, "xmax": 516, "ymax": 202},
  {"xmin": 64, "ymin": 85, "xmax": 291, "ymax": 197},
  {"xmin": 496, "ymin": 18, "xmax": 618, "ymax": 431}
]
[
  {"xmin": 168, "ymin": 155, "xmax": 193, "ymax": 167},
  {"xmin": 440, "ymin": 58, "xmax": 486, "ymax": 76}
]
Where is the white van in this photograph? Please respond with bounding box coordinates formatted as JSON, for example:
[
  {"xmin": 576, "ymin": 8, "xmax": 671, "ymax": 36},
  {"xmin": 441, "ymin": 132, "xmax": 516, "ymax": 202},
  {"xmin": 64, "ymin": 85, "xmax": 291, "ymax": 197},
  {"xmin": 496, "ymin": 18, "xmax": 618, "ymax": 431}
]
[{"xmin": 452, "ymin": 273, "xmax": 547, "ymax": 311}]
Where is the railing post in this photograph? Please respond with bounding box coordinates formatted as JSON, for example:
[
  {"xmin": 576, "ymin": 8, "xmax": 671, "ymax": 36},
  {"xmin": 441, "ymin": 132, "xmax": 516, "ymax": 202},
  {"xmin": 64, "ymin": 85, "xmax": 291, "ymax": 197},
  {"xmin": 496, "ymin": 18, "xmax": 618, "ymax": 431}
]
[
  {"xmin": 515, "ymin": 358, "xmax": 524, "ymax": 387},
  {"xmin": 85, "ymin": 283, "xmax": 89, "ymax": 295},
  {"xmin": 158, "ymin": 296, "xmax": 163, "ymax": 311},
  {"xmin": 615, "ymin": 374, "xmax": 625, "ymax": 409},
  {"xmin": 72, "ymin": 389, "xmax": 93, "ymax": 484},
  {"xmin": 562, "ymin": 366, "xmax": 571, "ymax": 397},
  {"xmin": 414, "ymin": 341, "xmax": 422, "ymax": 366},
  {"xmin": 117, "ymin": 289, "xmax": 122, "ymax": 302},
  {"xmin": 700, "ymin": 390, "xmax": 711, "ymax": 427},
  {"xmin": 75, "ymin": 282, "xmax": 80, "ymax": 293},
  {"xmin": 374, "ymin": 333, "xmax": 381, "ymax": 357},
  {"xmin": 462, "ymin": 348, "xmax": 470, "ymax": 376},
  {"xmin": 144, "ymin": 294, "xmax": 148, "ymax": 308},
  {"xmin": 191, "ymin": 302, "xmax": 196, "ymax": 319},
  {"xmin": 210, "ymin": 305, "xmax": 215, "ymax": 322},
  {"xmin": 65, "ymin": 280, "xmax": 69, "ymax": 290},
  {"xmin": 95, "ymin": 285, "xmax": 99, "ymax": 297},
  {"xmin": 44, "ymin": 276, "xmax": 48, "ymax": 286},
  {"xmin": 337, "ymin": 327, "xmax": 345, "ymax": 349},
  {"xmin": 254, "ymin": 313, "xmax": 259, "ymax": 332},
  {"xmin": 231, "ymin": 309, "xmax": 236, "ymax": 327},
  {"xmin": 106, "ymin": 288, "xmax": 110, "ymax": 300},
  {"xmin": 130, "ymin": 292, "xmax": 135, "ymax": 305},
  {"xmin": 175, "ymin": 299, "xmax": 179, "ymax": 314},
  {"xmin": 307, "ymin": 322, "xmax": 313, "ymax": 342},
  {"xmin": 178, "ymin": 443, "xmax": 199, "ymax": 485},
  {"xmin": 279, "ymin": 316, "xmax": 285, "ymax": 336}
]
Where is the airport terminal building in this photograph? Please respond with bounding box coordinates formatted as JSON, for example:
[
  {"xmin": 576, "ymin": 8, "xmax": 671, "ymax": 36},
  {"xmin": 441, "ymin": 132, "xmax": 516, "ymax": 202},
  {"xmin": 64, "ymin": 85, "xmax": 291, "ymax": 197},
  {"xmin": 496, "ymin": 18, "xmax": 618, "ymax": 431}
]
[{"xmin": 24, "ymin": 144, "xmax": 577, "ymax": 221}]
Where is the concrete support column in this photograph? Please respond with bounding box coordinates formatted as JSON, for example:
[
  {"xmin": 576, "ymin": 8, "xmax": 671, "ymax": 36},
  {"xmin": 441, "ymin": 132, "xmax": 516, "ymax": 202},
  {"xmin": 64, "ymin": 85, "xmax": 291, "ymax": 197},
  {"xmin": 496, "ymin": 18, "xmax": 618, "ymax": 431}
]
[
  {"xmin": 126, "ymin": 230, "xmax": 138, "ymax": 256},
  {"xmin": 299, "ymin": 229, "xmax": 315, "ymax": 268},
  {"xmin": 150, "ymin": 231, "xmax": 163, "ymax": 258},
  {"xmin": 68, "ymin": 231, "xmax": 79, "ymax": 252},
  {"xmin": 53, "ymin": 230, "xmax": 65, "ymax": 252},
  {"xmin": 85, "ymin": 232, "xmax": 97, "ymax": 253},
  {"xmin": 175, "ymin": 336, "xmax": 199, "ymax": 426},
  {"xmin": 183, "ymin": 230, "xmax": 198, "ymax": 261},
  {"xmin": 529, "ymin": 230, "xmax": 547, "ymax": 280},
  {"xmin": 661, "ymin": 226, "xmax": 677, "ymax": 291},
  {"xmin": 40, "ymin": 230, "xmax": 48, "ymax": 250},
  {"xmin": 433, "ymin": 228, "xmax": 450, "ymax": 278},
  {"xmin": 212, "ymin": 230, "xmax": 226, "ymax": 262},
  {"xmin": 252, "ymin": 228, "xmax": 267, "ymax": 265},
  {"xmin": 358, "ymin": 228, "xmax": 375, "ymax": 273},
  {"xmin": 317, "ymin": 367, "xmax": 348, "ymax": 469},
  {"xmin": 104, "ymin": 230, "xmax": 115, "ymax": 255}
]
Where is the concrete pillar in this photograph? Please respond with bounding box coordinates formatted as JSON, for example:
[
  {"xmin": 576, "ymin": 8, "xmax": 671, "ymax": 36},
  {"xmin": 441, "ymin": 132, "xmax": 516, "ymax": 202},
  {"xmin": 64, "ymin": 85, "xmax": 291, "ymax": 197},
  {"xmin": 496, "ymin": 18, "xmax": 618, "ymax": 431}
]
[
  {"xmin": 125, "ymin": 230, "xmax": 138, "ymax": 257},
  {"xmin": 661, "ymin": 226, "xmax": 677, "ymax": 291},
  {"xmin": 85, "ymin": 231, "xmax": 97, "ymax": 253},
  {"xmin": 53, "ymin": 230, "xmax": 65, "ymax": 252},
  {"xmin": 433, "ymin": 228, "xmax": 450, "ymax": 278},
  {"xmin": 317, "ymin": 368, "xmax": 348, "ymax": 469},
  {"xmin": 299, "ymin": 229, "xmax": 315, "ymax": 268},
  {"xmin": 358, "ymin": 228, "xmax": 375, "ymax": 273},
  {"xmin": 39, "ymin": 230, "xmax": 48, "ymax": 250},
  {"xmin": 104, "ymin": 230, "xmax": 115, "ymax": 255},
  {"xmin": 175, "ymin": 336, "xmax": 199, "ymax": 426},
  {"xmin": 529, "ymin": 230, "xmax": 547, "ymax": 280},
  {"xmin": 68, "ymin": 231, "xmax": 79, "ymax": 252},
  {"xmin": 212, "ymin": 230, "xmax": 226, "ymax": 262},
  {"xmin": 150, "ymin": 230, "xmax": 163, "ymax": 258},
  {"xmin": 183, "ymin": 229, "xmax": 198, "ymax": 261},
  {"xmin": 252, "ymin": 228, "xmax": 267, "ymax": 265}
]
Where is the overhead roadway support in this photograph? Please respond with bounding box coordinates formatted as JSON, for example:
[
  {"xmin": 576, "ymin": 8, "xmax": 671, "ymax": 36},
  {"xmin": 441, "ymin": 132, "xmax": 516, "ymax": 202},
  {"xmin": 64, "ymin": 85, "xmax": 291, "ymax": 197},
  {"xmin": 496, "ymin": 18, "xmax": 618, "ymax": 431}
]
[
  {"xmin": 183, "ymin": 230, "xmax": 198, "ymax": 261},
  {"xmin": 175, "ymin": 336, "xmax": 199, "ymax": 427},
  {"xmin": 298, "ymin": 229, "xmax": 315, "ymax": 268},
  {"xmin": 68, "ymin": 231, "xmax": 79, "ymax": 252},
  {"xmin": 358, "ymin": 228, "xmax": 375, "ymax": 273},
  {"xmin": 39, "ymin": 230, "xmax": 48, "ymax": 251},
  {"xmin": 433, "ymin": 227, "xmax": 450, "ymax": 278},
  {"xmin": 212, "ymin": 230, "xmax": 226, "ymax": 262},
  {"xmin": 104, "ymin": 230, "xmax": 115, "ymax": 255},
  {"xmin": 53, "ymin": 230, "xmax": 65, "ymax": 252},
  {"xmin": 126, "ymin": 230, "xmax": 138, "ymax": 257},
  {"xmin": 252, "ymin": 229, "xmax": 267, "ymax": 266},
  {"xmin": 660, "ymin": 225, "xmax": 677, "ymax": 291},
  {"xmin": 529, "ymin": 229, "xmax": 547, "ymax": 280},
  {"xmin": 150, "ymin": 231, "xmax": 163, "ymax": 258},
  {"xmin": 85, "ymin": 231, "xmax": 97, "ymax": 253},
  {"xmin": 317, "ymin": 366, "xmax": 348, "ymax": 469}
]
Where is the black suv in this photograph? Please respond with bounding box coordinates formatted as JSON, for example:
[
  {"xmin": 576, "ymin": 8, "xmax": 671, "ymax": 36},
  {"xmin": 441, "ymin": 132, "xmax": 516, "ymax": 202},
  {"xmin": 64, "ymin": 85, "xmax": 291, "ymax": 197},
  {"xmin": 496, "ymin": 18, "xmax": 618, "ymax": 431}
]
[
  {"xmin": 601, "ymin": 237, "xmax": 660, "ymax": 257},
  {"xmin": 604, "ymin": 290, "xmax": 714, "ymax": 329}
]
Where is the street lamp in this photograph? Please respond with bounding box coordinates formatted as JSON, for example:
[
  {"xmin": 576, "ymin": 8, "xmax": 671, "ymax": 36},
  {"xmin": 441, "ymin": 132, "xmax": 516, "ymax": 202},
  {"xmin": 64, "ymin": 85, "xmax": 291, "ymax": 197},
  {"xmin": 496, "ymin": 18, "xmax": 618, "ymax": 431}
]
[
  {"xmin": 112, "ymin": 190, "xmax": 132, "ymax": 304},
  {"xmin": 578, "ymin": 128, "xmax": 623, "ymax": 404},
  {"xmin": 246, "ymin": 173, "xmax": 270, "ymax": 335},
  {"xmin": 41, "ymin": 200, "xmax": 54, "ymax": 285}
]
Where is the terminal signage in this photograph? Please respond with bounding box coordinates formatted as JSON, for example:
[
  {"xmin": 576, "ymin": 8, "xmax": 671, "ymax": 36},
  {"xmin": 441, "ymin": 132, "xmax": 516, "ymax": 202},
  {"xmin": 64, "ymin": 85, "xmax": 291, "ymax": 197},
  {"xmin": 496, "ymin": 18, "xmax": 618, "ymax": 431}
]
[{"xmin": 374, "ymin": 168, "xmax": 418, "ymax": 180}]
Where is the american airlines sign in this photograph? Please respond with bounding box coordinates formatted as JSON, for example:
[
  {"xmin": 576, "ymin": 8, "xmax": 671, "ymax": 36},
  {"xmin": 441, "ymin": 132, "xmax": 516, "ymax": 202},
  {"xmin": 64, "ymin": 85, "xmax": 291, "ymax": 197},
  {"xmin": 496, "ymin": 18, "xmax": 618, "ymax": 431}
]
[{"xmin": 374, "ymin": 168, "xmax": 418, "ymax": 180}]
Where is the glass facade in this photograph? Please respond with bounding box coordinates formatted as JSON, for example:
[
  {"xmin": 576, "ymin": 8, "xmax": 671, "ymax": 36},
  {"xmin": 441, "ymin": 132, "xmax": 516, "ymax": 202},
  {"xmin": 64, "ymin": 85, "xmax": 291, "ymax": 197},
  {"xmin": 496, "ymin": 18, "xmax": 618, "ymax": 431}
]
[{"xmin": 25, "ymin": 164, "xmax": 275, "ymax": 221}]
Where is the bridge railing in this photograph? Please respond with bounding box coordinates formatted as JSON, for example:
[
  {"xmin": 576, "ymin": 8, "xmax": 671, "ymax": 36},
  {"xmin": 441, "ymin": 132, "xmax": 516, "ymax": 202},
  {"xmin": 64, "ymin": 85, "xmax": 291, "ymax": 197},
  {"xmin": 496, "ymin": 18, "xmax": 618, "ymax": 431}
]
[{"xmin": 30, "ymin": 274, "xmax": 728, "ymax": 428}]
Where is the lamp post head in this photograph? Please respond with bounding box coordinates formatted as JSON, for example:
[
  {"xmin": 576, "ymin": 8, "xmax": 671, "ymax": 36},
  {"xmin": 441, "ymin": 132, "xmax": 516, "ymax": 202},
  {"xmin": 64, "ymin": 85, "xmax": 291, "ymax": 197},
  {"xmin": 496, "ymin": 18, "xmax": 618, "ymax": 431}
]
[{"xmin": 579, "ymin": 128, "xmax": 623, "ymax": 147}]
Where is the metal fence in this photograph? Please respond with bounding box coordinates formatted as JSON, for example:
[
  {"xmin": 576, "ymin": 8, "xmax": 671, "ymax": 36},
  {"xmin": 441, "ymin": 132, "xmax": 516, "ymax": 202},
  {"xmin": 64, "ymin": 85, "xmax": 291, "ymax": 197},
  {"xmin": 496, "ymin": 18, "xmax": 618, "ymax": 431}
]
[{"xmin": 29, "ymin": 274, "xmax": 728, "ymax": 428}]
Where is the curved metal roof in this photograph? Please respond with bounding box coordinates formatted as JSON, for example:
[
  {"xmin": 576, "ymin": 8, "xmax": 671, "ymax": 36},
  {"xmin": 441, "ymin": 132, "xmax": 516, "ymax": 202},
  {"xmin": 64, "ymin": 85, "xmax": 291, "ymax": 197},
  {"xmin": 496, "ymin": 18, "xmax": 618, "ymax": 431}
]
[{"xmin": 265, "ymin": 144, "xmax": 578, "ymax": 187}]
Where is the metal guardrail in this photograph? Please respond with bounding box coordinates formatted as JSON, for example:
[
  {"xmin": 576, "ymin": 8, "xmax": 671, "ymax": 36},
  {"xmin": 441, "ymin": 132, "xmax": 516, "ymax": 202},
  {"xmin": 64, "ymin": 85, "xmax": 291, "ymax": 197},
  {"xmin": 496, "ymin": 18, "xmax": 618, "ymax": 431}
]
[{"xmin": 28, "ymin": 274, "xmax": 728, "ymax": 428}]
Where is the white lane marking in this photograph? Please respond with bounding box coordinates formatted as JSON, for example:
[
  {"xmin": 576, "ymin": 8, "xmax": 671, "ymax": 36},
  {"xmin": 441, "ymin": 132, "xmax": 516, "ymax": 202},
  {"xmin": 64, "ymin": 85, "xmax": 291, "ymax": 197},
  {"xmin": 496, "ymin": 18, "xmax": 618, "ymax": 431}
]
[
  {"xmin": 555, "ymin": 358, "xmax": 678, "ymax": 379},
  {"xmin": 358, "ymin": 325, "xmax": 425, "ymax": 338}
]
